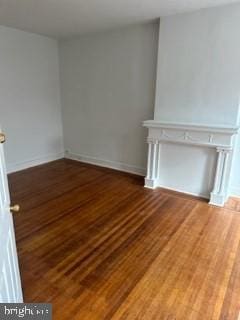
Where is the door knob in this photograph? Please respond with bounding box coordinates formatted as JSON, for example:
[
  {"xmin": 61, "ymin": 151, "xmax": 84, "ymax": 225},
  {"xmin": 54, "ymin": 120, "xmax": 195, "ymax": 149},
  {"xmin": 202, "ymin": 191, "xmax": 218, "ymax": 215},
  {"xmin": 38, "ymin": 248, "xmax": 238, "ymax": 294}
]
[
  {"xmin": 10, "ymin": 204, "xmax": 20, "ymax": 213},
  {"xmin": 0, "ymin": 133, "xmax": 5, "ymax": 144}
]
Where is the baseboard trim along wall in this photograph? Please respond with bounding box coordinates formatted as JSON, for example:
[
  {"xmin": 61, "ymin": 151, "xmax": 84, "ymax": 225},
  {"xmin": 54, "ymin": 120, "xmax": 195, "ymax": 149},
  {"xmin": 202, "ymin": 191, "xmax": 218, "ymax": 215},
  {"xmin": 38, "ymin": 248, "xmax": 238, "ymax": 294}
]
[
  {"xmin": 7, "ymin": 152, "xmax": 64, "ymax": 174},
  {"xmin": 229, "ymin": 187, "xmax": 240, "ymax": 198},
  {"xmin": 7, "ymin": 150, "xmax": 239, "ymax": 199},
  {"xmin": 156, "ymin": 184, "xmax": 209, "ymax": 200},
  {"xmin": 65, "ymin": 151, "xmax": 146, "ymax": 176},
  {"xmin": 66, "ymin": 151, "xmax": 240, "ymax": 199}
]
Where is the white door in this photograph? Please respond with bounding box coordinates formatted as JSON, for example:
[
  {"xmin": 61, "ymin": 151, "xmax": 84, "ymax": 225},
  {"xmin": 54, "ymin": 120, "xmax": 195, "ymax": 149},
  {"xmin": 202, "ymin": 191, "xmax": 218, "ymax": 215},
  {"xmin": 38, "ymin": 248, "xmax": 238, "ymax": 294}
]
[{"xmin": 0, "ymin": 131, "xmax": 23, "ymax": 302}]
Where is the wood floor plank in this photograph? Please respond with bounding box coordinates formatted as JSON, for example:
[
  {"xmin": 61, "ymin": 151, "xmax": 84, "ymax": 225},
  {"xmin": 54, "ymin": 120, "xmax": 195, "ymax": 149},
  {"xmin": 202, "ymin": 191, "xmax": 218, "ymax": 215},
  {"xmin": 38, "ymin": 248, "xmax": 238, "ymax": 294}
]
[{"xmin": 9, "ymin": 159, "xmax": 240, "ymax": 319}]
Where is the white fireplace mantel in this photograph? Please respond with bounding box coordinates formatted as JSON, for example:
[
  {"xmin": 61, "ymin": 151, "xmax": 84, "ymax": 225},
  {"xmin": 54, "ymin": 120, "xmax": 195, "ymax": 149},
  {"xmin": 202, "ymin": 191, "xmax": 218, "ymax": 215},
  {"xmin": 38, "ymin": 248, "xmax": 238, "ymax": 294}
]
[{"xmin": 143, "ymin": 120, "xmax": 239, "ymax": 207}]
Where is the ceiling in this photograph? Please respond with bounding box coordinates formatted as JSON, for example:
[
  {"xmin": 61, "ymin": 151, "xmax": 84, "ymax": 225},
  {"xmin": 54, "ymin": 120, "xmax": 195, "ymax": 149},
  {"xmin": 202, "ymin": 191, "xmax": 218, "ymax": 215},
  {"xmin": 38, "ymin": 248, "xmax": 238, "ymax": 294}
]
[{"xmin": 0, "ymin": 0, "xmax": 239, "ymax": 38}]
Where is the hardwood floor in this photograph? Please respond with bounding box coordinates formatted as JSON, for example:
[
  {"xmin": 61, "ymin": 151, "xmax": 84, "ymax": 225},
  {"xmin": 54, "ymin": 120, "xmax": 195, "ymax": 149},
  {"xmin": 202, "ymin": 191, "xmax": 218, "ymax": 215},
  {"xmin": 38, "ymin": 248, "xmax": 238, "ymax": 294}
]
[{"xmin": 8, "ymin": 159, "xmax": 240, "ymax": 320}]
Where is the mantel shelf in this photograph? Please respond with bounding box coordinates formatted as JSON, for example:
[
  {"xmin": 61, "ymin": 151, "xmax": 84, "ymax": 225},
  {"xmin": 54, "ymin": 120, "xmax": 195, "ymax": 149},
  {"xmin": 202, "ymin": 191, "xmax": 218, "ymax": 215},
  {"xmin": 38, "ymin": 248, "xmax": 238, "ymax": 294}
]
[
  {"xmin": 143, "ymin": 120, "xmax": 239, "ymax": 134},
  {"xmin": 143, "ymin": 120, "xmax": 239, "ymax": 150}
]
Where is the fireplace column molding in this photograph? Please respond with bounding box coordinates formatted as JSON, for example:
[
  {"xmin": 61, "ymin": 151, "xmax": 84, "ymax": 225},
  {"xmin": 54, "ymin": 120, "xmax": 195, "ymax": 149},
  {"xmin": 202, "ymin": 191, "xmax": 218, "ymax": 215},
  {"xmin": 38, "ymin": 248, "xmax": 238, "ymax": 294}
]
[
  {"xmin": 210, "ymin": 147, "xmax": 231, "ymax": 206},
  {"xmin": 145, "ymin": 138, "xmax": 161, "ymax": 189}
]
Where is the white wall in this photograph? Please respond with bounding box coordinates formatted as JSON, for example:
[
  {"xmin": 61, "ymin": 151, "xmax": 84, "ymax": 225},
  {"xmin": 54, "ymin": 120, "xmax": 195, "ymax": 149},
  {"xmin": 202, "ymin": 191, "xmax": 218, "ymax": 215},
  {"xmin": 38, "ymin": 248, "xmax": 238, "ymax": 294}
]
[
  {"xmin": 0, "ymin": 26, "xmax": 64, "ymax": 173},
  {"xmin": 158, "ymin": 144, "xmax": 216, "ymax": 198},
  {"xmin": 153, "ymin": 4, "xmax": 240, "ymax": 197},
  {"xmin": 155, "ymin": 4, "xmax": 240, "ymax": 126},
  {"xmin": 59, "ymin": 22, "xmax": 159, "ymax": 175}
]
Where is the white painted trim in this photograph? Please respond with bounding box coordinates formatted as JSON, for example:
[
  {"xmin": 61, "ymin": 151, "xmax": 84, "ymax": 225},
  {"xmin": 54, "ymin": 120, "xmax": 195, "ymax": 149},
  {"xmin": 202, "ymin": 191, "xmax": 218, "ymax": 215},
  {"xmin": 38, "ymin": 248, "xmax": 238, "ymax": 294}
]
[
  {"xmin": 209, "ymin": 192, "xmax": 226, "ymax": 207},
  {"xmin": 229, "ymin": 186, "xmax": 240, "ymax": 197},
  {"xmin": 143, "ymin": 120, "xmax": 239, "ymax": 134},
  {"xmin": 147, "ymin": 179, "xmax": 240, "ymax": 201},
  {"xmin": 7, "ymin": 148, "xmax": 238, "ymax": 201},
  {"xmin": 143, "ymin": 120, "xmax": 240, "ymax": 207},
  {"xmin": 143, "ymin": 121, "xmax": 239, "ymax": 149},
  {"xmin": 65, "ymin": 151, "xmax": 146, "ymax": 176},
  {"xmin": 144, "ymin": 178, "xmax": 159, "ymax": 189},
  {"xmin": 7, "ymin": 152, "xmax": 64, "ymax": 174},
  {"xmin": 157, "ymin": 184, "xmax": 209, "ymax": 200}
]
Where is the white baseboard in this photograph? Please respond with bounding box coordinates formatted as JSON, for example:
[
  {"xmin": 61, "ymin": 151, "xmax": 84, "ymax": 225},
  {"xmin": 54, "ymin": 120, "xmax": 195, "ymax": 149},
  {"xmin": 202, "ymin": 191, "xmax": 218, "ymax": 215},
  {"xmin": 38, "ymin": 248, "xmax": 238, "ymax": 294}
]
[
  {"xmin": 65, "ymin": 151, "xmax": 146, "ymax": 176},
  {"xmin": 229, "ymin": 186, "xmax": 240, "ymax": 198},
  {"xmin": 7, "ymin": 152, "xmax": 64, "ymax": 174},
  {"xmin": 9, "ymin": 149, "xmax": 238, "ymax": 201},
  {"xmin": 156, "ymin": 184, "xmax": 209, "ymax": 200},
  {"xmin": 64, "ymin": 151, "xmax": 212, "ymax": 200}
]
